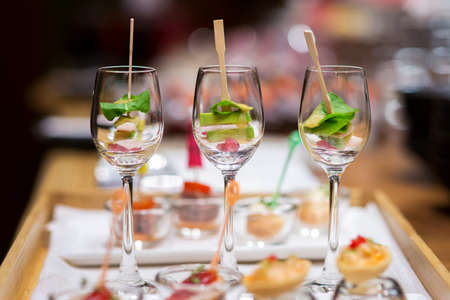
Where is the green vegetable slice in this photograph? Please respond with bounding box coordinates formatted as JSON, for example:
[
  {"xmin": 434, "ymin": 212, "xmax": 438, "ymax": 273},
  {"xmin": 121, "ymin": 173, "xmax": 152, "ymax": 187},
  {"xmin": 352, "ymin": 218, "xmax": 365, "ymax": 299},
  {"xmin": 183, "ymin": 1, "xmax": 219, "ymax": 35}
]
[
  {"xmin": 100, "ymin": 90, "xmax": 150, "ymax": 121},
  {"xmin": 210, "ymin": 99, "xmax": 253, "ymax": 115},
  {"xmin": 114, "ymin": 116, "xmax": 139, "ymax": 128},
  {"xmin": 303, "ymin": 92, "xmax": 359, "ymax": 136},
  {"xmin": 199, "ymin": 111, "xmax": 251, "ymax": 126},
  {"xmin": 304, "ymin": 117, "xmax": 351, "ymax": 137},
  {"xmin": 206, "ymin": 126, "xmax": 255, "ymax": 142}
]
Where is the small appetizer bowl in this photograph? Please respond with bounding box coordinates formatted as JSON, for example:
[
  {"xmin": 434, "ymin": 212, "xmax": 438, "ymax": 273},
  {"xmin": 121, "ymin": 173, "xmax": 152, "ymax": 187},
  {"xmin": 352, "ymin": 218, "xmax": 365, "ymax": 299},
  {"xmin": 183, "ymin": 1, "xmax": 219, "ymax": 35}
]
[
  {"xmin": 234, "ymin": 197, "xmax": 297, "ymax": 245},
  {"xmin": 333, "ymin": 277, "xmax": 405, "ymax": 300},
  {"xmin": 106, "ymin": 197, "xmax": 171, "ymax": 249},
  {"xmin": 172, "ymin": 196, "xmax": 222, "ymax": 239},
  {"xmin": 155, "ymin": 264, "xmax": 242, "ymax": 300}
]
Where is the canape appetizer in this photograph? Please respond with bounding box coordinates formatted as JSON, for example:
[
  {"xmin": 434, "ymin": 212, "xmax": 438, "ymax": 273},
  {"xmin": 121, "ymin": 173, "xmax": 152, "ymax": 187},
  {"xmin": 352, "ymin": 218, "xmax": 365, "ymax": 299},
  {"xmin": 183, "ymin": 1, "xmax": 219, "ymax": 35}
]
[
  {"xmin": 337, "ymin": 235, "xmax": 391, "ymax": 284},
  {"xmin": 243, "ymin": 255, "xmax": 311, "ymax": 298},
  {"xmin": 302, "ymin": 92, "xmax": 359, "ymax": 150},
  {"xmin": 198, "ymin": 99, "xmax": 256, "ymax": 154},
  {"xmin": 100, "ymin": 90, "xmax": 150, "ymax": 153}
]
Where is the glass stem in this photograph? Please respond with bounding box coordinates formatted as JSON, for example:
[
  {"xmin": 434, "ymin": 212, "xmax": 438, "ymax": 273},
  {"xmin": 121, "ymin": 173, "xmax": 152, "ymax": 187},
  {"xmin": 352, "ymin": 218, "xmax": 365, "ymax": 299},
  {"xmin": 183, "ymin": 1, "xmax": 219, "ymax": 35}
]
[
  {"xmin": 221, "ymin": 172, "xmax": 238, "ymax": 270},
  {"xmin": 328, "ymin": 174, "xmax": 340, "ymax": 252},
  {"xmin": 318, "ymin": 171, "xmax": 343, "ymax": 286},
  {"xmin": 118, "ymin": 175, "xmax": 144, "ymax": 286}
]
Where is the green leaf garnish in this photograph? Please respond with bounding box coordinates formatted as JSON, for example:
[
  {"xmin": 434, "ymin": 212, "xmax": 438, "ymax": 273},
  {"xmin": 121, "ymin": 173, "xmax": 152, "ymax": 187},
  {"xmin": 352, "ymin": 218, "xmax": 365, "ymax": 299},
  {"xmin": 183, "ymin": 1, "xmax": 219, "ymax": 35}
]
[
  {"xmin": 190, "ymin": 276, "xmax": 201, "ymax": 284},
  {"xmin": 260, "ymin": 197, "xmax": 277, "ymax": 209},
  {"xmin": 192, "ymin": 265, "xmax": 205, "ymax": 275},
  {"xmin": 100, "ymin": 90, "xmax": 150, "ymax": 121},
  {"xmin": 303, "ymin": 92, "xmax": 359, "ymax": 137}
]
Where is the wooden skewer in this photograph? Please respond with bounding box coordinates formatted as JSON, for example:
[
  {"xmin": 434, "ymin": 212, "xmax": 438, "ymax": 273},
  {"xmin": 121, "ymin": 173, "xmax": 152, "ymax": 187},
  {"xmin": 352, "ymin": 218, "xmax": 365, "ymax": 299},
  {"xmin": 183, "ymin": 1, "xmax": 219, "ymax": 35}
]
[
  {"xmin": 128, "ymin": 18, "xmax": 135, "ymax": 100},
  {"xmin": 210, "ymin": 205, "xmax": 231, "ymax": 269},
  {"xmin": 210, "ymin": 180, "xmax": 239, "ymax": 269},
  {"xmin": 98, "ymin": 216, "xmax": 115, "ymax": 288},
  {"xmin": 213, "ymin": 19, "xmax": 231, "ymax": 101},
  {"xmin": 304, "ymin": 30, "xmax": 333, "ymax": 114}
]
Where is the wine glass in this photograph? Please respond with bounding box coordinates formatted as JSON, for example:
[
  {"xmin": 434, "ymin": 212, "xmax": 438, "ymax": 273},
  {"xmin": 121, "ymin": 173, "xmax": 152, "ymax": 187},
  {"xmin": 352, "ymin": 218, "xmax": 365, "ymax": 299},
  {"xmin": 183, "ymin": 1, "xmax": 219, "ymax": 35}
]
[
  {"xmin": 91, "ymin": 66, "xmax": 163, "ymax": 293},
  {"xmin": 298, "ymin": 65, "xmax": 371, "ymax": 291},
  {"xmin": 192, "ymin": 65, "xmax": 264, "ymax": 270}
]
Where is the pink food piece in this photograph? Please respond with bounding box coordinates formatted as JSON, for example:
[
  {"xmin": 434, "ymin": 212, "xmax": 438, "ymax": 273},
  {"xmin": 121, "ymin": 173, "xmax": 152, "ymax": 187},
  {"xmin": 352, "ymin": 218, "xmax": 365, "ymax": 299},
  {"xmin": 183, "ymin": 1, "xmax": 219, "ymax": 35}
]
[
  {"xmin": 317, "ymin": 140, "xmax": 336, "ymax": 150},
  {"xmin": 217, "ymin": 138, "xmax": 239, "ymax": 152},
  {"xmin": 108, "ymin": 139, "xmax": 142, "ymax": 152}
]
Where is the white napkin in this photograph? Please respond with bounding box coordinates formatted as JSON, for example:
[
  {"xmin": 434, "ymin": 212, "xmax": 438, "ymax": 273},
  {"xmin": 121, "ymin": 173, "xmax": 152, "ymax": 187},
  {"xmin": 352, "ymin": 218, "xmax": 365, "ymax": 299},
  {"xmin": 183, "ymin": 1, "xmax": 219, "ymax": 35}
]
[
  {"xmin": 48, "ymin": 204, "xmax": 328, "ymax": 265},
  {"xmin": 159, "ymin": 136, "xmax": 320, "ymax": 194}
]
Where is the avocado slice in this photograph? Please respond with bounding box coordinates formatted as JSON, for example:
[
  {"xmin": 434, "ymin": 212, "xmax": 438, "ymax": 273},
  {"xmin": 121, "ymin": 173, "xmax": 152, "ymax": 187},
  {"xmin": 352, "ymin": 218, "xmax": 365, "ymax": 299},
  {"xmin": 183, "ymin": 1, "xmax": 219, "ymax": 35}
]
[
  {"xmin": 200, "ymin": 111, "xmax": 251, "ymax": 126},
  {"xmin": 206, "ymin": 126, "xmax": 255, "ymax": 142}
]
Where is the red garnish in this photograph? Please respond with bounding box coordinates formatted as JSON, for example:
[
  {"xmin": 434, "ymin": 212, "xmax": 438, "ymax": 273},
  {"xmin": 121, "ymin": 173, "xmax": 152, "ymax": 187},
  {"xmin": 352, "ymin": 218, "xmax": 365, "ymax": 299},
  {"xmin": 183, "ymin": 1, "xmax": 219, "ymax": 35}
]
[
  {"xmin": 182, "ymin": 269, "xmax": 218, "ymax": 285},
  {"xmin": 349, "ymin": 235, "xmax": 366, "ymax": 249},
  {"xmin": 217, "ymin": 138, "xmax": 239, "ymax": 152},
  {"xmin": 84, "ymin": 287, "xmax": 112, "ymax": 300},
  {"xmin": 183, "ymin": 181, "xmax": 211, "ymax": 196},
  {"xmin": 187, "ymin": 122, "xmax": 202, "ymax": 168},
  {"xmin": 111, "ymin": 190, "xmax": 156, "ymax": 213},
  {"xmin": 133, "ymin": 196, "xmax": 156, "ymax": 210},
  {"xmin": 317, "ymin": 140, "xmax": 336, "ymax": 150},
  {"xmin": 166, "ymin": 289, "xmax": 197, "ymax": 300},
  {"xmin": 267, "ymin": 254, "xmax": 278, "ymax": 261}
]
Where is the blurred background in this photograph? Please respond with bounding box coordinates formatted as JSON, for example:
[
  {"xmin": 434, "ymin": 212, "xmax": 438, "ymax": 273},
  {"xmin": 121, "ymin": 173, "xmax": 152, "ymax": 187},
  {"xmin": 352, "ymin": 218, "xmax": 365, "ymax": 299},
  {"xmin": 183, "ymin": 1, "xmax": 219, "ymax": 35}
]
[{"xmin": 3, "ymin": 0, "xmax": 449, "ymax": 259}]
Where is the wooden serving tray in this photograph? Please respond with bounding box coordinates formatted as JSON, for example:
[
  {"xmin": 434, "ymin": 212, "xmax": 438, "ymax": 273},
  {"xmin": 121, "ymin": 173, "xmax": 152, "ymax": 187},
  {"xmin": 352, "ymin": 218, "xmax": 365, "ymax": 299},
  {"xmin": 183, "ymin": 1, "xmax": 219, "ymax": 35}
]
[{"xmin": 1, "ymin": 189, "xmax": 449, "ymax": 300}]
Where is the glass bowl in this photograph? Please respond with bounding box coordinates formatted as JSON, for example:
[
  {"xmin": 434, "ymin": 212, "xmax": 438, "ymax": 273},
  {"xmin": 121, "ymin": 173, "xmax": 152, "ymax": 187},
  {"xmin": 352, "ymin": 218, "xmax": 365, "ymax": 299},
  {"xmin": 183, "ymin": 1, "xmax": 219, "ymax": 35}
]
[
  {"xmin": 234, "ymin": 197, "xmax": 297, "ymax": 246},
  {"xmin": 106, "ymin": 198, "xmax": 171, "ymax": 249},
  {"xmin": 333, "ymin": 277, "xmax": 406, "ymax": 299},
  {"xmin": 172, "ymin": 196, "xmax": 222, "ymax": 239},
  {"xmin": 155, "ymin": 264, "xmax": 242, "ymax": 299}
]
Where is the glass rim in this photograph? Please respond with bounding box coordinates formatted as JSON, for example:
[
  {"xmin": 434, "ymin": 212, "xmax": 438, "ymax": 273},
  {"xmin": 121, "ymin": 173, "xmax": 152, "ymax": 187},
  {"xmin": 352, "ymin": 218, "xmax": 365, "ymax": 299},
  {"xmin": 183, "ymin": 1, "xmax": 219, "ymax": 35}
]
[
  {"xmin": 155, "ymin": 263, "xmax": 242, "ymax": 290},
  {"xmin": 234, "ymin": 197, "xmax": 297, "ymax": 212},
  {"xmin": 199, "ymin": 65, "xmax": 256, "ymax": 73},
  {"xmin": 104, "ymin": 200, "xmax": 171, "ymax": 214},
  {"xmin": 306, "ymin": 65, "xmax": 365, "ymax": 74},
  {"xmin": 97, "ymin": 65, "xmax": 157, "ymax": 74}
]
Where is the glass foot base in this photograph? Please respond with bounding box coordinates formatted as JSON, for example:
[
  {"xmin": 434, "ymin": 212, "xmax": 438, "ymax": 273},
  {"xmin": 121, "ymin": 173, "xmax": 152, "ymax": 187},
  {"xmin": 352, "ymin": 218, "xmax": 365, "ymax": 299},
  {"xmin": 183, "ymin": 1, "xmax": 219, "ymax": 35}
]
[
  {"xmin": 333, "ymin": 277, "xmax": 406, "ymax": 300},
  {"xmin": 305, "ymin": 278, "xmax": 340, "ymax": 294},
  {"xmin": 106, "ymin": 279, "xmax": 157, "ymax": 299}
]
